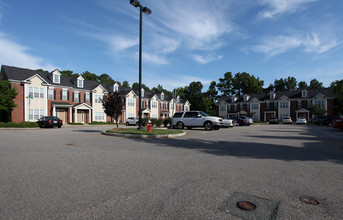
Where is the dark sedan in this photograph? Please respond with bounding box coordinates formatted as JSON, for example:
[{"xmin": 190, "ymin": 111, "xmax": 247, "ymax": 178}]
[{"xmin": 37, "ymin": 116, "xmax": 63, "ymax": 128}]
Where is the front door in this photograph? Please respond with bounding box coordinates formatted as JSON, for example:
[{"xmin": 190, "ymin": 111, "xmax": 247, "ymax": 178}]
[
  {"xmin": 77, "ymin": 111, "xmax": 84, "ymax": 124},
  {"xmin": 56, "ymin": 109, "xmax": 66, "ymax": 123}
]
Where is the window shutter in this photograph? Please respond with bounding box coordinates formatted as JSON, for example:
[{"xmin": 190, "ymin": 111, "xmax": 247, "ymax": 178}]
[
  {"xmin": 54, "ymin": 90, "xmax": 56, "ymax": 100},
  {"xmin": 79, "ymin": 93, "xmax": 81, "ymax": 103},
  {"xmin": 72, "ymin": 93, "xmax": 74, "ymax": 102},
  {"xmin": 84, "ymin": 94, "xmax": 86, "ymax": 103},
  {"xmin": 67, "ymin": 91, "xmax": 69, "ymax": 100},
  {"xmin": 60, "ymin": 91, "xmax": 62, "ymax": 100}
]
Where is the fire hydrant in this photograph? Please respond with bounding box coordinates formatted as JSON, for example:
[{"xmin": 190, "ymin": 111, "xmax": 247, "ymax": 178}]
[{"xmin": 147, "ymin": 120, "xmax": 152, "ymax": 132}]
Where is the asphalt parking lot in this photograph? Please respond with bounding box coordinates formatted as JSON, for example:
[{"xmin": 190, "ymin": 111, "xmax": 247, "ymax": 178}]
[{"xmin": 1, "ymin": 124, "xmax": 343, "ymax": 219}]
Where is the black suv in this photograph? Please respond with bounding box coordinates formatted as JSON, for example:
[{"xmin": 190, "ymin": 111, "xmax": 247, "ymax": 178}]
[{"xmin": 37, "ymin": 116, "xmax": 63, "ymax": 128}]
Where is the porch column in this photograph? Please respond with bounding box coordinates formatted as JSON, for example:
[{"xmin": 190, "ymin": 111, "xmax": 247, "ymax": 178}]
[
  {"xmin": 53, "ymin": 106, "xmax": 56, "ymax": 116},
  {"xmin": 89, "ymin": 109, "xmax": 91, "ymax": 123},
  {"xmin": 74, "ymin": 108, "xmax": 78, "ymax": 123},
  {"xmin": 69, "ymin": 107, "xmax": 72, "ymax": 123}
]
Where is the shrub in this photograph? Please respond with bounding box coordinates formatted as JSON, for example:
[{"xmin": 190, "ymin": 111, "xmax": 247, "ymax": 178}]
[
  {"xmin": 163, "ymin": 118, "xmax": 172, "ymax": 127},
  {"xmin": 155, "ymin": 119, "xmax": 164, "ymax": 127},
  {"xmin": 68, "ymin": 122, "xmax": 84, "ymax": 125},
  {"xmin": 89, "ymin": 121, "xmax": 115, "ymax": 125},
  {"xmin": 141, "ymin": 118, "xmax": 149, "ymax": 127},
  {"xmin": 0, "ymin": 121, "xmax": 38, "ymax": 128}
]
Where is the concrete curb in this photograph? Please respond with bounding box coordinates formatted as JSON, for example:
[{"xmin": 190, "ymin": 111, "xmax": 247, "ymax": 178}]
[{"xmin": 101, "ymin": 131, "xmax": 187, "ymax": 138}]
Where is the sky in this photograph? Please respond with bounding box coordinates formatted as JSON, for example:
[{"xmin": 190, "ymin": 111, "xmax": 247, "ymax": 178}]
[{"xmin": 0, "ymin": 0, "xmax": 343, "ymax": 91}]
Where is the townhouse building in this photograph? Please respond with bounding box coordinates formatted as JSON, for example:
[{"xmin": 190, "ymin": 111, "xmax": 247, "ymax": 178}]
[
  {"xmin": 1, "ymin": 65, "xmax": 190, "ymax": 123},
  {"xmin": 217, "ymin": 88, "xmax": 334, "ymax": 122}
]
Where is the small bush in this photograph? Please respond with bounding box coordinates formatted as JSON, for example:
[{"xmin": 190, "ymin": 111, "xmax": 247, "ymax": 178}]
[
  {"xmin": 141, "ymin": 118, "xmax": 149, "ymax": 127},
  {"xmin": 68, "ymin": 122, "xmax": 84, "ymax": 125},
  {"xmin": 89, "ymin": 121, "xmax": 115, "ymax": 125},
  {"xmin": 163, "ymin": 118, "xmax": 172, "ymax": 127},
  {"xmin": 155, "ymin": 119, "xmax": 164, "ymax": 127},
  {"xmin": 0, "ymin": 121, "xmax": 38, "ymax": 128}
]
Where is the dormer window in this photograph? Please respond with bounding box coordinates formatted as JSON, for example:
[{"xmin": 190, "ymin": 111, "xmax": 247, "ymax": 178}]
[
  {"xmin": 177, "ymin": 96, "xmax": 180, "ymax": 103},
  {"xmin": 302, "ymin": 90, "xmax": 307, "ymax": 98},
  {"xmin": 244, "ymin": 95, "xmax": 249, "ymax": 102},
  {"xmin": 77, "ymin": 76, "xmax": 84, "ymax": 88},
  {"xmin": 231, "ymin": 96, "xmax": 237, "ymax": 103},
  {"xmin": 113, "ymin": 83, "xmax": 119, "ymax": 92},
  {"xmin": 270, "ymin": 92, "xmax": 276, "ymax": 99},
  {"xmin": 141, "ymin": 88, "xmax": 145, "ymax": 97},
  {"xmin": 161, "ymin": 92, "xmax": 164, "ymax": 100},
  {"xmin": 51, "ymin": 69, "xmax": 61, "ymax": 84}
]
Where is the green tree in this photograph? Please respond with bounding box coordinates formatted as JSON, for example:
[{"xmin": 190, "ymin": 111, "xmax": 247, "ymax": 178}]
[
  {"xmin": 102, "ymin": 91, "xmax": 126, "ymax": 128},
  {"xmin": 98, "ymin": 73, "xmax": 115, "ymax": 84},
  {"xmin": 298, "ymin": 81, "xmax": 308, "ymax": 90},
  {"xmin": 81, "ymin": 71, "xmax": 98, "ymax": 81},
  {"xmin": 331, "ymin": 79, "xmax": 343, "ymax": 115},
  {"xmin": 132, "ymin": 83, "xmax": 151, "ymax": 92},
  {"xmin": 122, "ymin": 81, "xmax": 130, "ymax": 88},
  {"xmin": 273, "ymin": 78, "xmax": 287, "ymax": 91},
  {"xmin": 0, "ymin": 80, "xmax": 18, "ymax": 122},
  {"xmin": 60, "ymin": 70, "xmax": 79, "ymax": 78},
  {"xmin": 205, "ymin": 81, "xmax": 218, "ymax": 115},
  {"xmin": 151, "ymin": 84, "xmax": 172, "ymax": 96},
  {"xmin": 232, "ymin": 72, "xmax": 264, "ymax": 96},
  {"xmin": 216, "ymin": 72, "xmax": 233, "ymax": 96},
  {"xmin": 309, "ymin": 104, "xmax": 326, "ymax": 116},
  {"xmin": 284, "ymin": 76, "xmax": 297, "ymax": 90},
  {"xmin": 309, "ymin": 79, "xmax": 324, "ymax": 89},
  {"xmin": 183, "ymin": 81, "xmax": 204, "ymax": 111}
]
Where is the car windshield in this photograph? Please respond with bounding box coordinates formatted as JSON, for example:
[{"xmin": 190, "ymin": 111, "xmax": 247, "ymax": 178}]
[{"xmin": 199, "ymin": 111, "xmax": 208, "ymax": 117}]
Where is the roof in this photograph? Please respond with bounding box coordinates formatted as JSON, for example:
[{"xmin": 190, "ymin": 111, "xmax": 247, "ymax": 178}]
[{"xmin": 217, "ymin": 88, "xmax": 334, "ymax": 104}]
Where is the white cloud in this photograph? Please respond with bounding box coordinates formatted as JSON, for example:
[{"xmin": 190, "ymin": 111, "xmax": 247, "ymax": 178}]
[
  {"xmin": 193, "ymin": 54, "xmax": 223, "ymax": 64},
  {"xmin": 252, "ymin": 31, "xmax": 339, "ymax": 56},
  {"xmin": 142, "ymin": 52, "xmax": 169, "ymax": 65},
  {"xmin": 259, "ymin": 0, "xmax": 318, "ymax": 19},
  {"xmin": 108, "ymin": 35, "xmax": 138, "ymax": 51},
  {"xmin": 0, "ymin": 33, "xmax": 57, "ymax": 71}
]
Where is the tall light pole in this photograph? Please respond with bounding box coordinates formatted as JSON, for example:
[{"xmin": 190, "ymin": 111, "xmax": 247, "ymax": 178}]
[{"xmin": 130, "ymin": 0, "xmax": 151, "ymax": 129}]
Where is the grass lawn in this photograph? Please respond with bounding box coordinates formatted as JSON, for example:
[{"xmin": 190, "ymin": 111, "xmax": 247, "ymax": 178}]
[{"xmin": 106, "ymin": 128, "xmax": 183, "ymax": 135}]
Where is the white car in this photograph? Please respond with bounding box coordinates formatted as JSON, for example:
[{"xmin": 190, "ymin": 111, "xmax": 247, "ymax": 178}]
[
  {"xmin": 126, "ymin": 117, "xmax": 139, "ymax": 126},
  {"xmin": 282, "ymin": 117, "xmax": 293, "ymax": 124},
  {"xmin": 172, "ymin": 111, "xmax": 223, "ymax": 131},
  {"xmin": 296, "ymin": 117, "xmax": 307, "ymax": 124},
  {"xmin": 220, "ymin": 117, "xmax": 234, "ymax": 128}
]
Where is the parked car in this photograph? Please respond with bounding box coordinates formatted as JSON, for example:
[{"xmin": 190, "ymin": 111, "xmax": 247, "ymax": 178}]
[
  {"xmin": 333, "ymin": 117, "xmax": 343, "ymax": 130},
  {"xmin": 234, "ymin": 116, "xmax": 253, "ymax": 126},
  {"xmin": 313, "ymin": 115, "xmax": 338, "ymax": 126},
  {"xmin": 172, "ymin": 111, "xmax": 223, "ymax": 131},
  {"xmin": 126, "ymin": 117, "xmax": 139, "ymax": 126},
  {"xmin": 37, "ymin": 116, "xmax": 63, "ymax": 128},
  {"xmin": 220, "ymin": 116, "xmax": 234, "ymax": 128},
  {"xmin": 296, "ymin": 117, "xmax": 307, "ymax": 124},
  {"xmin": 269, "ymin": 117, "xmax": 278, "ymax": 124},
  {"xmin": 282, "ymin": 117, "xmax": 293, "ymax": 124}
]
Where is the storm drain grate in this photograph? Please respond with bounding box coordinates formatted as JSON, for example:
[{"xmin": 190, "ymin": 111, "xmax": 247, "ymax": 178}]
[{"xmin": 221, "ymin": 192, "xmax": 279, "ymax": 220}]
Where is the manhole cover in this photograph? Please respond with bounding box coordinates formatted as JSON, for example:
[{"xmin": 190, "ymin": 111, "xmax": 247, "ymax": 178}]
[
  {"xmin": 299, "ymin": 196, "xmax": 319, "ymax": 205},
  {"xmin": 237, "ymin": 201, "xmax": 256, "ymax": 211}
]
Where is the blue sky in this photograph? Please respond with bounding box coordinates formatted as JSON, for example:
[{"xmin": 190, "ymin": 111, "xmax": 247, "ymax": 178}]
[{"xmin": 1, "ymin": 0, "xmax": 343, "ymax": 91}]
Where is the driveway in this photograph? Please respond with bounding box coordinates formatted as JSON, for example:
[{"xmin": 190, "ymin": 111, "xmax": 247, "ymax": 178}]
[{"xmin": 0, "ymin": 124, "xmax": 342, "ymax": 219}]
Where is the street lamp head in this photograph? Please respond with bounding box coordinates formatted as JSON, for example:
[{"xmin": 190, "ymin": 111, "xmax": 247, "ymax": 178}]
[
  {"xmin": 130, "ymin": 0, "xmax": 140, "ymax": 7},
  {"xmin": 142, "ymin": 7, "xmax": 151, "ymax": 15}
]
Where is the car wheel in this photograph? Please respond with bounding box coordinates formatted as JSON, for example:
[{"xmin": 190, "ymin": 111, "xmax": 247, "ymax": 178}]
[
  {"xmin": 176, "ymin": 122, "xmax": 184, "ymax": 129},
  {"xmin": 204, "ymin": 121, "xmax": 213, "ymax": 131},
  {"xmin": 126, "ymin": 122, "xmax": 130, "ymax": 126}
]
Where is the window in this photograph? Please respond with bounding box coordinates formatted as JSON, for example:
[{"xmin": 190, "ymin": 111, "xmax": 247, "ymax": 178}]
[
  {"xmin": 160, "ymin": 103, "xmax": 163, "ymax": 109},
  {"xmin": 128, "ymin": 99, "xmax": 135, "ymax": 106},
  {"xmin": 252, "ymin": 115, "xmax": 259, "ymax": 121},
  {"xmin": 77, "ymin": 79, "xmax": 83, "ymax": 88},
  {"xmin": 251, "ymin": 103, "xmax": 259, "ymax": 110},
  {"xmin": 48, "ymin": 88, "xmax": 54, "ymax": 100},
  {"xmin": 314, "ymin": 100, "xmax": 325, "ymax": 108},
  {"xmin": 62, "ymin": 90, "xmax": 68, "ymax": 101},
  {"xmin": 128, "ymin": 113, "xmax": 135, "ymax": 118},
  {"xmin": 185, "ymin": 106, "xmax": 189, "ymax": 111},
  {"xmin": 95, "ymin": 95, "xmax": 102, "ymax": 103},
  {"xmin": 53, "ymin": 74, "xmax": 60, "ymax": 83},
  {"xmin": 151, "ymin": 114, "xmax": 158, "ymax": 119},
  {"xmin": 152, "ymin": 101, "xmax": 157, "ymax": 108},
  {"xmin": 280, "ymin": 114, "xmax": 289, "ymax": 119},
  {"xmin": 114, "ymin": 84, "xmax": 119, "ymax": 92},
  {"xmin": 29, "ymin": 87, "xmax": 33, "ymax": 98},
  {"xmin": 29, "ymin": 109, "xmax": 44, "ymax": 120},
  {"xmin": 297, "ymin": 101, "xmax": 302, "ymax": 109},
  {"xmin": 74, "ymin": 92, "xmax": 79, "ymax": 102},
  {"xmin": 29, "ymin": 86, "xmax": 44, "ymax": 99},
  {"xmin": 302, "ymin": 90, "xmax": 307, "ymax": 97},
  {"xmin": 161, "ymin": 93, "xmax": 164, "ymax": 100},
  {"xmin": 280, "ymin": 102, "xmax": 289, "ymax": 108},
  {"xmin": 170, "ymin": 103, "xmax": 174, "ymax": 110},
  {"xmin": 220, "ymin": 105, "xmax": 226, "ymax": 111},
  {"xmin": 95, "ymin": 112, "xmax": 105, "ymax": 121},
  {"xmin": 266, "ymin": 102, "xmax": 270, "ymax": 109},
  {"xmin": 85, "ymin": 93, "xmax": 90, "ymax": 102}
]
